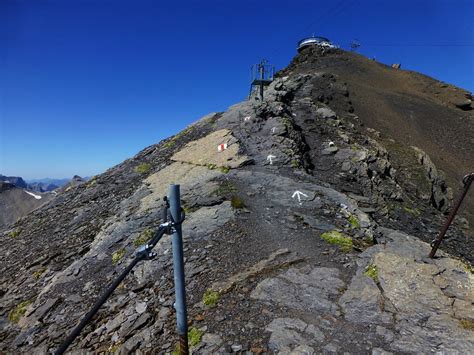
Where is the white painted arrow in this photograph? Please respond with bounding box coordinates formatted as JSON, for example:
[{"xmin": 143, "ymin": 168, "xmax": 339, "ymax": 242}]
[
  {"xmin": 292, "ymin": 190, "xmax": 308, "ymax": 203},
  {"xmin": 267, "ymin": 154, "xmax": 276, "ymax": 165}
]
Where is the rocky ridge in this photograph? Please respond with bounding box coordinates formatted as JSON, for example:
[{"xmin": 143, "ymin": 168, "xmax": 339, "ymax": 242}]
[{"xmin": 0, "ymin": 48, "xmax": 473, "ymax": 354}]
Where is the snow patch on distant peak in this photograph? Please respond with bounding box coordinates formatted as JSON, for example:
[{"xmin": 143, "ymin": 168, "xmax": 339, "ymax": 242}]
[{"xmin": 24, "ymin": 190, "xmax": 42, "ymax": 200}]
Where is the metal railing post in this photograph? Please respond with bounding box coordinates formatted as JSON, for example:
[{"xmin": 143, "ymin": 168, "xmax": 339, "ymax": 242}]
[
  {"xmin": 168, "ymin": 185, "xmax": 189, "ymax": 354},
  {"xmin": 429, "ymin": 173, "xmax": 473, "ymax": 258}
]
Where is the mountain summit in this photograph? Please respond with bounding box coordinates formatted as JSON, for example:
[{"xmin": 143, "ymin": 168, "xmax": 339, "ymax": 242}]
[{"xmin": 1, "ymin": 46, "xmax": 473, "ymax": 353}]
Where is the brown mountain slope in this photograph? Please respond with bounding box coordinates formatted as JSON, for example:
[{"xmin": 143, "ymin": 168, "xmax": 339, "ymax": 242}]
[
  {"xmin": 0, "ymin": 182, "xmax": 53, "ymax": 229},
  {"xmin": 280, "ymin": 46, "xmax": 474, "ymax": 229}
]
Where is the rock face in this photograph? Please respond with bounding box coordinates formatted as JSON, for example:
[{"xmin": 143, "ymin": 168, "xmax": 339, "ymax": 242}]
[
  {"xmin": 412, "ymin": 146, "xmax": 453, "ymax": 213},
  {"xmin": 251, "ymin": 266, "xmax": 344, "ymax": 315},
  {"xmin": 341, "ymin": 229, "xmax": 474, "ymax": 354},
  {"xmin": 1, "ymin": 47, "xmax": 473, "ymax": 354},
  {"xmin": 171, "ymin": 129, "xmax": 251, "ymax": 169}
]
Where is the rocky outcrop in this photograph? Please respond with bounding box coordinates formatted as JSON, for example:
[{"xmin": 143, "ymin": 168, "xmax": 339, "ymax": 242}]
[
  {"xmin": 171, "ymin": 129, "xmax": 251, "ymax": 169},
  {"xmin": 412, "ymin": 146, "xmax": 453, "ymax": 213},
  {"xmin": 340, "ymin": 228, "xmax": 474, "ymax": 354}
]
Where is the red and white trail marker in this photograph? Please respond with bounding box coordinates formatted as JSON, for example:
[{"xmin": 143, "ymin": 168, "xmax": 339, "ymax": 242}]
[{"xmin": 217, "ymin": 143, "xmax": 228, "ymax": 152}]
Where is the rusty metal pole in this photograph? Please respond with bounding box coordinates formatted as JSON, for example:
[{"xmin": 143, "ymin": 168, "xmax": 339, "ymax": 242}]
[
  {"xmin": 429, "ymin": 173, "xmax": 474, "ymax": 258},
  {"xmin": 169, "ymin": 185, "xmax": 189, "ymax": 354}
]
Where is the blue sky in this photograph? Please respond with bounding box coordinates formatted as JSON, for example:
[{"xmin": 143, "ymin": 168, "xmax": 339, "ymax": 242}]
[{"xmin": 1, "ymin": 0, "xmax": 473, "ymax": 179}]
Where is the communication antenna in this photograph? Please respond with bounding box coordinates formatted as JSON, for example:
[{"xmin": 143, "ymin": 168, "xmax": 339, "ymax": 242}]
[
  {"xmin": 249, "ymin": 59, "xmax": 275, "ymax": 101},
  {"xmin": 350, "ymin": 39, "xmax": 361, "ymax": 52}
]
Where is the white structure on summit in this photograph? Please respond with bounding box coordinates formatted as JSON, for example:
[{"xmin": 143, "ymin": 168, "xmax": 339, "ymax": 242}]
[{"xmin": 297, "ymin": 36, "xmax": 336, "ymax": 52}]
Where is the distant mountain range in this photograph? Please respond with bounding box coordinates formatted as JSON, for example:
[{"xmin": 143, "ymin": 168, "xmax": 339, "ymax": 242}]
[
  {"xmin": 0, "ymin": 175, "xmax": 27, "ymax": 189},
  {"xmin": 26, "ymin": 177, "xmax": 71, "ymax": 191},
  {"xmin": 0, "ymin": 175, "xmax": 71, "ymax": 192},
  {"xmin": 0, "ymin": 174, "xmax": 88, "ymax": 229},
  {"xmin": 26, "ymin": 178, "xmax": 72, "ymax": 192}
]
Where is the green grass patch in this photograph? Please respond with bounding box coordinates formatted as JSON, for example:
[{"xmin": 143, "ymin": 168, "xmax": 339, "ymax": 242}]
[
  {"xmin": 462, "ymin": 261, "xmax": 474, "ymax": 274},
  {"xmin": 213, "ymin": 181, "xmax": 237, "ymax": 196},
  {"xmin": 107, "ymin": 342, "xmax": 122, "ymax": 353},
  {"xmin": 188, "ymin": 327, "xmax": 204, "ymax": 347},
  {"xmin": 164, "ymin": 127, "xmax": 194, "ymax": 149},
  {"xmin": 459, "ymin": 319, "xmax": 474, "ymax": 331},
  {"xmin": 134, "ymin": 163, "xmax": 151, "ymax": 174},
  {"xmin": 320, "ymin": 231, "xmax": 353, "ymax": 252},
  {"xmin": 281, "ymin": 117, "xmax": 292, "ymax": 129},
  {"xmin": 348, "ymin": 214, "xmax": 360, "ymax": 229},
  {"xmin": 8, "ymin": 300, "xmax": 31, "ymax": 323},
  {"xmin": 203, "ymin": 289, "xmax": 220, "ymax": 307},
  {"xmin": 133, "ymin": 229, "xmax": 153, "ymax": 247},
  {"xmin": 231, "ymin": 195, "xmax": 245, "ymax": 209},
  {"xmin": 112, "ymin": 248, "xmax": 126, "ymax": 265},
  {"xmin": 9, "ymin": 229, "xmax": 21, "ymax": 238},
  {"xmin": 205, "ymin": 164, "xmax": 230, "ymax": 173},
  {"xmin": 403, "ymin": 206, "xmax": 421, "ymax": 217},
  {"xmin": 291, "ymin": 159, "xmax": 299, "ymax": 168},
  {"xmin": 164, "ymin": 140, "xmax": 176, "ymax": 148},
  {"xmin": 33, "ymin": 267, "xmax": 46, "ymax": 280},
  {"xmin": 182, "ymin": 204, "xmax": 199, "ymax": 214},
  {"xmin": 364, "ymin": 264, "xmax": 378, "ymax": 281},
  {"xmin": 219, "ymin": 166, "xmax": 231, "ymax": 174}
]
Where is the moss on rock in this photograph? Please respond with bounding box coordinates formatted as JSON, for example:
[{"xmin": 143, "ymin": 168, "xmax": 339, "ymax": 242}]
[
  {"xmin": 134, "ymin": 163, "xmax": 151, "ymax": 174},
  {"xmin": 203, "ymin": 289, "xmax": 220, "ymax": 307},
  {"xmin": 364, "ymin": 264, "xmax": 378, "ymax": 281},
  {"xmin": 320, "ymin": 231, "xmax": 353, "ymax": 252},
  {"xmin": 8, "ymin": 300, "xmax": 31, "ymax": 323},
  {"xmin": 112, "ymin": 248, "xmax": 126, "ymax": 265}
]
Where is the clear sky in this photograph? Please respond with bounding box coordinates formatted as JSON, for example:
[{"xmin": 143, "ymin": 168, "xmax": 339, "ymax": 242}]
[{"xmin": 1, "ymin": 0, "xmax": 473, "ymax": 179}]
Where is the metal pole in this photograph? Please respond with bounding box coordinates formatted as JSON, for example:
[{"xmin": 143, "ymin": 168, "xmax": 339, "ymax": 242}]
[
  {"xmin": 168, "ymin": 185, "xmax": 189, "ymax": 354},
  {"xmin": 429, "ymin": 173, "xmax": 473, "ymax": 258},
  {"xmin": 259, "ymin": 63, "xmax": 264, "ymax": 101}
]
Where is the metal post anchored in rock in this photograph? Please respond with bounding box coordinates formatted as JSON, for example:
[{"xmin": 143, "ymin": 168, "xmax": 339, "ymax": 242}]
[
  {"xmin": 169, "ymin": 184, "xmax": 189, "ymax": 354},
  {"xmin": 429, "ymin": 173, "xmax": 473, "ymax": 258}
]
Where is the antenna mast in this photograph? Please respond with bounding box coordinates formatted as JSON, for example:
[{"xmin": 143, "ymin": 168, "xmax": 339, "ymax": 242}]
[{"xmin": 249, "ymin": 59, "xmax": 275, "ymax": 101}]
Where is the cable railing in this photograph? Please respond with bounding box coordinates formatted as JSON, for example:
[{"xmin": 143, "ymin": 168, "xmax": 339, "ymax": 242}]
[
  {"xmin": 429, "ymin": 173, "xmax": 474, "ymax": 258},
  {"xmin": 55, "ymin": 185, "xmax": 189, "ymax": 355}
]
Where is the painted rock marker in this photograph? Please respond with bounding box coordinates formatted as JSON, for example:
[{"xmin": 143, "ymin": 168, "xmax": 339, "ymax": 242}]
[
  {"xmin": 217, "ymin": 143, "xmax": 228, "ymax": 152},
  {"xmin": 244, "ymin": 116, "xmax": 251, "ymax": 122},
  {"xmin": 292, "ymin": 190, "xmax": 308, "ymax": 204},
  {"xmin": 267, "ymin": 154, "xmax": 276, "ymax": 165}
]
